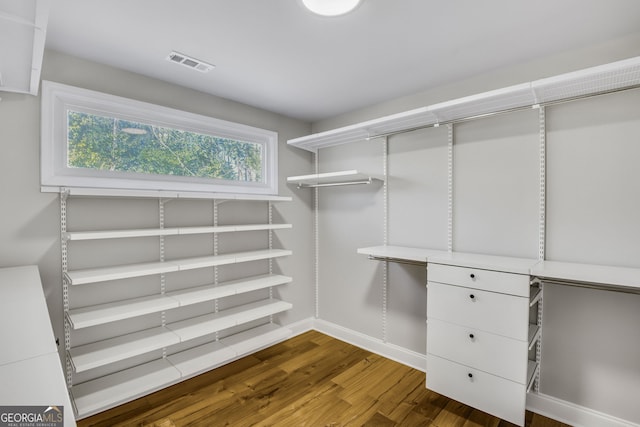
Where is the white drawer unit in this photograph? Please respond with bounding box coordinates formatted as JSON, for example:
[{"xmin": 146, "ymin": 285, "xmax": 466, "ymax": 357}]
[
  {"xmin": 427, "ymin": 281, "xmax": 529, "ymax": 340},
  {"xmin": 426, "ymin": 255, "xmax": 540, "ymax": 427}
]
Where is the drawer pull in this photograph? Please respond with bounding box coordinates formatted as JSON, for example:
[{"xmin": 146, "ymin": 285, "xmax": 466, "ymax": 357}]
[
  {"xmin": 469, "ymin": 294, "xmax": 476, "ymax": 300},
  {"xmin": 470, "ymin": 273, "xmax": 476, "ymax": 279},
  {"xmin": 468, "ymin": 373, "xmax": 473, "ymax": 379},
  {"xmin": 469, "ymin": 333, "xmax": 475, "ymax": 340}
]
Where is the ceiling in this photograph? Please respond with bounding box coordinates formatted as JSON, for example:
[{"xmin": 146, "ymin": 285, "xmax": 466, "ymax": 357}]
[{"xmin": 44, "ymin": 0, "xmax": 640, "ymax": 123}]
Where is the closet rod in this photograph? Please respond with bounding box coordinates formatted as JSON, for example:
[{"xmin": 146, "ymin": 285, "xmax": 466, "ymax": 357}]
[
  {"xmin": 297, "ymin": 179, "xmax": 373, "ymax": 189},
  {"xmin": 534, "ymin": 277, "xmax": 640, "ymax": 295},
  {"xmin": 365, "ymin": 83, "xmax": 640, "ymax": 141},
  {"xmin": 367, "ymin": 255, "xmax": 426, "ymax": 267}
]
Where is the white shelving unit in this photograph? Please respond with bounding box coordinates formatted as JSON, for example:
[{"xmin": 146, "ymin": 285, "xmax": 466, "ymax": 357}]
[
  {"xmin": 59, "ymin": 189, "xmax": 294, "ymax": 419},
  {"xmin": 287, "ymin": 170, "xmax": 382, "ymax": 188},
  {"xmin": 288, "ymin": 56, "xmax": 640, "ymax": 152}
]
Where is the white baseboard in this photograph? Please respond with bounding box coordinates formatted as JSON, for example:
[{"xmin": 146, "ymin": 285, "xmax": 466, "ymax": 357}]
[
  {"xmin": 283, "ymin": 317, "xmax": 315, "ymax": 336},
  {"xmin": 284, "ymin": 317, "xmax": 637, "ymax": 427},
  {"xmin": 309, "ymin": 318, "xmax": 426, "ymax": 372},
  {"xmin": 527, "ymin": 392, "xmax": 639, "ymax": 427}
]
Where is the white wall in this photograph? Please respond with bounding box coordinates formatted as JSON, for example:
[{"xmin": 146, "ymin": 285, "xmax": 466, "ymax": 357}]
[
  {"xmin": 312, "ymin": 48, "xmax": 640, "ymax": 424},
  {"xmin": 0, "ymin": 50, "xmax": 316, "ymax": 373}
]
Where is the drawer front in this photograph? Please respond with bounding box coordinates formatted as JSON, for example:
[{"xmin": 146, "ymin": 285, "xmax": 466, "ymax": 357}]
[
  {"xmin": 427, "ymin": 318, "xmax": 528, "ymax": 383},
  {"xmin": 426, "ymin": 354, "xmax": 526, "ymax": 426},
  {"xmin": 428, "ymin": 263, "xmax": 530, "ymax": 297},
  {"xmin": 427, "ymin": 281, "xmax": 529, "ymax": 340}
]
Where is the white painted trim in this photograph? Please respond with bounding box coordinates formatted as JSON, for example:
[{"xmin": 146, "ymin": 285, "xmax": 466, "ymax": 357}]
[
  {"xmin": 527, "ymin": 392, "xmax": 639, "ymax": 427},
  {"xmin": 40, "ymin": 80, "xmax": 279, "ymax": 195},
  {"xmin": 285, "ymin": 317, "xmax": 316, "ymax": 337},
  {"xmin": 311, "ymin": 318, "xmax": 426, "ymax": 372}
]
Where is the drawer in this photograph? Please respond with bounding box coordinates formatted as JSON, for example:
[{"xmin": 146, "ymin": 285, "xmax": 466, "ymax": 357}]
[
  {"xmin": 426, "ymin": 354, "xmax": 526, "ymax": 426},
  {"xmin": 427, "ymin": 281, "xmax": 529, "ymax": 340},
  {"xmin": 428, "ymin": 263, "xmax": 530, "ymax": 297},
  {"xmin": 427, "ymin": 318, "xmax": 528, "ymax": 383}
]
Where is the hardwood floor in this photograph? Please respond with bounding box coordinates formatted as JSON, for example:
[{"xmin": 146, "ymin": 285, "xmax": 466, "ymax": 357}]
[{"xmin": 77, "ymin": 330, "xmax": 570, "ymax": 427}]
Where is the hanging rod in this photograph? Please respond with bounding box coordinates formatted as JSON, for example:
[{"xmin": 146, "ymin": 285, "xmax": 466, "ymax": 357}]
[
  {"xmin": 297, "ymin": 179, "xmax": 374, "ymax": 189},
  {"xmin": 365, "ymin": 83, "xmax": 640, "ymax": 141},
  {"xmin": 533, "ymin": 277, "xmax": 640, "ymax": 295},
  {"xmin": 367, "ymin": 255, "xmax": 426, "ymax": 266}
]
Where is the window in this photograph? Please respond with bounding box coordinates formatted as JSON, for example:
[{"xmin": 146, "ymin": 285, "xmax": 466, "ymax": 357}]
[{"xmin": 41, "ymin": 81, "xmax": 278, "ymax": 195}]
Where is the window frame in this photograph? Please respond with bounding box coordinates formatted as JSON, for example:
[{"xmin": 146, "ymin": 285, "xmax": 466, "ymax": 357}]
[{"xmin": 41, "ymin": 81, "xmax": 279, "ymax": 195}]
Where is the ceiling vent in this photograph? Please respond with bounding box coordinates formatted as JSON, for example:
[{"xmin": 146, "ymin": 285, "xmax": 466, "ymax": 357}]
[{"xmin": 166, "ymin": 51, "xmax": 215, "ymax": 73}]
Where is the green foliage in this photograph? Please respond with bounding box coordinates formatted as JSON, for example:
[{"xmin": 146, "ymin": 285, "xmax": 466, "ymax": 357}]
[{"xmin": 67, "ymin": 111, "xmax": 263, "ymax": 182}]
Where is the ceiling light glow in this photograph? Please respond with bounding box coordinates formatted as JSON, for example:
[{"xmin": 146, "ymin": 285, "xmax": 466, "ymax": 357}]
[{"xmin": 302, "ymin": 0, "xmax": 361, "ymax": 16}]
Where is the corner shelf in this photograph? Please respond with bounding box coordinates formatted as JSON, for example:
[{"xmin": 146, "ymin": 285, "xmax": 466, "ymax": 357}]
[{"xmin": 287, "ymin": 170, "xmax": 382, "ymax": 188}]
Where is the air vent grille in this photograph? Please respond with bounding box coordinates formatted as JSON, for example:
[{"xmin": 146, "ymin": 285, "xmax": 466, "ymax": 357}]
[{"xmin": 166, "ymin": 51, "xmax": 215, "ymax": 73}]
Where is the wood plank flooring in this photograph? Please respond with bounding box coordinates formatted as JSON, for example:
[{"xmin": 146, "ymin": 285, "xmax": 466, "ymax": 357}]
[{"xmin": 77, "ymin": 330, "xmax": 570, "ymax": 427}]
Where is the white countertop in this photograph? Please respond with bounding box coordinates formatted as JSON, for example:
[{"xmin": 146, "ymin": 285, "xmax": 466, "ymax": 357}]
[{"xmin": 358, "ymin": 245, "xmax": 640, "ymax": 290}]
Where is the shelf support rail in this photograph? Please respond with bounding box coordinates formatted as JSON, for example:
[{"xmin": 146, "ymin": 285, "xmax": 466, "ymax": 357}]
[
  {"xmin": 60, "ymin": 190, "xmax": 73, "ymax": 389},
  {"xmin": 159, "ymin": 198, "xmax": 167, "ymax": 359},
  {"xmin": 213, "ymin": 200, "xmax": 220, "ymax": 341},
  {"xmin": 382, "ymin": 137, "xmax": 389, "ymax": 343},
  {"xmin": 269, "ymin": 201, "xmax": 274, "ymax": 324}
]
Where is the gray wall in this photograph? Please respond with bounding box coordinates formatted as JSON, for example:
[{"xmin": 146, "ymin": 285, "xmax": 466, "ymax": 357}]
[
  {"xmin": 0, "ymin": 50, "xmax": 315, "ymax": 372},
  {"xmin": 312, "ymin": 42, "xmax": 640, "ymax": 423}
]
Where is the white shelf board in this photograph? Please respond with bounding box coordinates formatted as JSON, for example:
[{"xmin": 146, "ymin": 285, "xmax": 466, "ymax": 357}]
[
  {"xmin": 66, "ymin": 224, "xmax": 292, "ymax": 241},
  {"xmin": 68, "ymin": 274, "xmax": 291, "ymax": 329},
  {"xmin": 41, "ymin": 186, "xmax": 292, "ymax": 202},
  {"xmin": 167, "ymin": 312, "xmax": 237, "ymax": 342},
  {"xmin": 72, "ymin": 323, "xmax": 293, "ymax": 418},
  {"xmin": 167, "ymin": 341, "xmax": 236, "ymax": 378},
  {"xmin": 531, "ymin": 55, "xmax": 640, "ymax": 104},
  {"xmin": 65, "ymin": 228, "xmax": 179, "ymax": 241},
  {"xmin": 71, "ymin": 358, "xmax": 181, "ymax": 419},
  {"xmin": 65, "ymin": 249, "xmax": 292, "ymax": 285},
  {"xmin": 287, "ymin": 107, "xmax": 438, "ymax": 152},
  {"xmin": 220, "ymin": 323, "xmax": 292, "ymax": 357},
  {"xmin": 531, "ymin": 260, "xmax": 640, "ymax": 290},
  {"xmin": 288, "ymin": 56, "xmax": 640, "ymax": 152},
  {"xmin": 66, "ymin": 261, "xmax": 179, "ymax": 285},
  {"xmin": 166, "ymin": 299, "xmax": 292, "ymax": 342},
  {"xmin": 167, "ymin": 274, "xmax": 292, "ymax": 307},
  {"xmin": 68, "ymin": 294, "xmax": 179, "ymax": 329},
  {"xmin": 69, "ymin": 326, "xmax": 179, "ymax": 373},
  {"xmin": 357, "ymin": 245, "xmax": 449, "ymax": 264}
]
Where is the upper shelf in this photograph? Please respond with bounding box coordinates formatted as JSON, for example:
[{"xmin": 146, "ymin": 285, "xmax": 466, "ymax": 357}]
[
  {"xmin": 287, "ymin": 170, "xmax": 382, "ymax": 188},
  {"xmin": 288, "ymin": 56, "xmax": 640, "ymax": 152}
]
